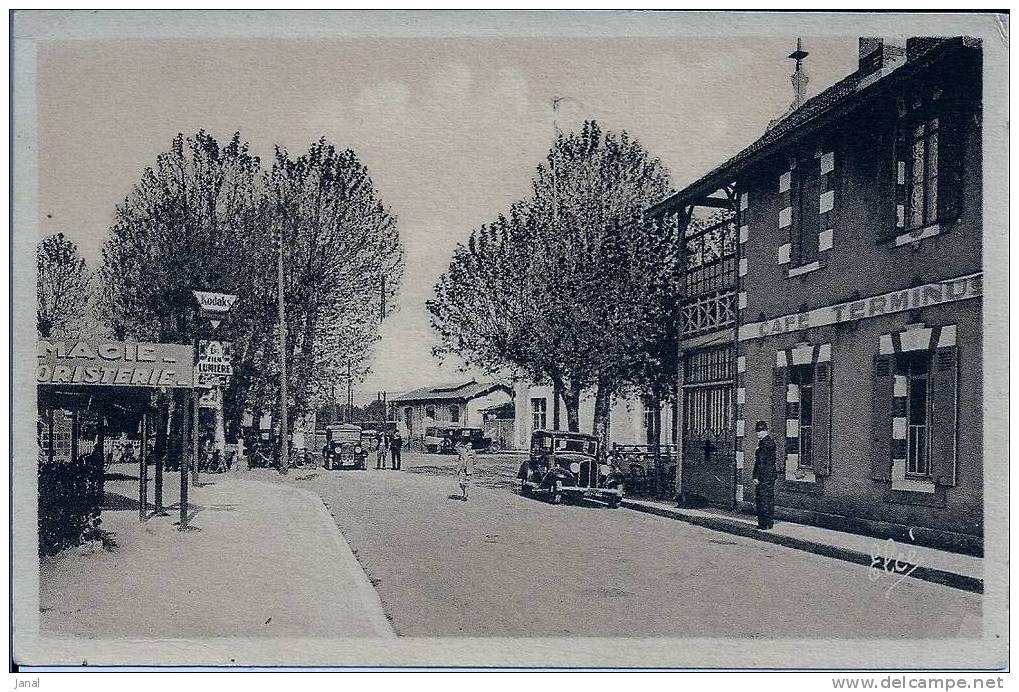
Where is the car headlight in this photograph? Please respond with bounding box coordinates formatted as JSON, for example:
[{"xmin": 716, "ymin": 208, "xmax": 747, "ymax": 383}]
[
  {"xmin": 599, "ymin": 464, "xmax": 611, "ymax": 476},
  {"xmin": 569, "ymin": 462, "xmax": 581, "ymax": 474},
  {"xmin": 354, "ymin": 446, "xmax": 362, "ymax": 453}
]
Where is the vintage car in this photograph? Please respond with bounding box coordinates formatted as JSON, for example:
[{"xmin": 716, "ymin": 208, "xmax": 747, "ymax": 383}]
[
  {"xmin": 517, "ymin": 430, "xmax": 625, "ymax": 507},
  {"xmin": 423, "ymin": 425, "xmax": 492, "ymax": 454},
  {"xmin": 322, "ymin": 423, "xmax": 368, "ymax": 470},
  {"xmin": 608, "ymin": 443, "xmax": 679, "ymax": 497}
]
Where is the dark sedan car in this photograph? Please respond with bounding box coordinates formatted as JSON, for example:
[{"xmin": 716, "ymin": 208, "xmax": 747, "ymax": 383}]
[{"xmin": 517, "ymin": 430, "xmax": 625, "ymax": 507}]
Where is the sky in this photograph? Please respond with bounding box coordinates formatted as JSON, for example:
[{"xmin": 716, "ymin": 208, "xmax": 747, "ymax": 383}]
[{"xmin": 36, "ymin": 34, "xmax": 858, "ymax": 404}]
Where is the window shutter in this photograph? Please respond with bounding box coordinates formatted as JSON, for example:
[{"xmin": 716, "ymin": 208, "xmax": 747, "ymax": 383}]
[
  {"xmin": 812, "ymin": 362, "xmax": 832, "ymax": 476},
  {"xmin": 870, "ymin": 355, "xmax": 894, "ymax": 480},
  {"xmin": 930, "ymin": 346, "xmax": 958, "ymax": 486},
  {"xmin": 937, "ymin": 109, "xmax": 965, "ymax": 223},
  {"xmin": 772, "ymin": 366, "xmax": 787, "ymax": 472},
  {"xmin": 878, "ymin": 126, "xmax": 907, "ymax": 243}
]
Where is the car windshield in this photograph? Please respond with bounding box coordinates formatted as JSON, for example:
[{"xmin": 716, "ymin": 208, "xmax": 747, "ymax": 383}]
[{"xmin": 554, "ymin": 438, "xmax": 597, "ymax": 455}]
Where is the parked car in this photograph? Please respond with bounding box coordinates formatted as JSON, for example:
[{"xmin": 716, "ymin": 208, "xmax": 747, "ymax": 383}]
[
  {"xmin": 517, "ymin": 430, "xmax": 625, "ymax": 507},
  {"xmin": 423, "ymin": 425, "xmax": 492, "ymax": 453},
  {"xmin": 322, "ymin": 423, "xmax": 367, "ymax": 470}
]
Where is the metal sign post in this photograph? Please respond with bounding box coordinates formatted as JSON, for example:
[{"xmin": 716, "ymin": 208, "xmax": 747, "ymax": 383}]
[
  {"xmin": 139, "ymin": 411, "xmax": 148, "ymax": 522},
  {"xmin": 179, "ymin": 391, "xmax": 190, "ymax": 530},
  {"xmin": 192, "ymin": 291, "xmax": 238, "ymax": 479}
]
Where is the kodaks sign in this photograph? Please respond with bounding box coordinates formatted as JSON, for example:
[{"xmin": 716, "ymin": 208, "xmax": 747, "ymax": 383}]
[
  {"xmin": 37, "ymin": 340, "xmax": 194, "ymax": 388},
  {"xmin": 193, "ymin": 291, "xmax": 239, "ymax": 312},
  {"xmin": 738, "ymin": 272, "xmax": 983, "ymax": 342}
]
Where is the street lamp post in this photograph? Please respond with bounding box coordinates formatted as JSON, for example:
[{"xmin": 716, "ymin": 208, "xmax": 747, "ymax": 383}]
[{"xmin": 278, "ymin": 226, "xmax": 289, "ymax": 474}]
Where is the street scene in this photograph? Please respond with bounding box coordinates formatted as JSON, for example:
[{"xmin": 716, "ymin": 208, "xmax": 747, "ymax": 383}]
[{"xmin": 16, "ymin": 11, "xmax": 1005, "ymax": 671}]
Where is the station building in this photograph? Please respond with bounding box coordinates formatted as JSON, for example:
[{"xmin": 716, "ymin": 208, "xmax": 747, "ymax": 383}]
[{"xmin": 651, "ymin": 37, "xmax": 983, "ymax": 552}]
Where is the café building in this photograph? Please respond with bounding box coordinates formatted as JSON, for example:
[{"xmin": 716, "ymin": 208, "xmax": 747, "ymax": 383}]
[{"xmin": 653, "ymin": 36, "xmax": 983, "ymax": 552}]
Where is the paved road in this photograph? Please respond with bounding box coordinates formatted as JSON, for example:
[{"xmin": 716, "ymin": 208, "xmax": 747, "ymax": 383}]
[{"xmin": 269, "ymin": 452, "xmax": 981, "ymax": 638}]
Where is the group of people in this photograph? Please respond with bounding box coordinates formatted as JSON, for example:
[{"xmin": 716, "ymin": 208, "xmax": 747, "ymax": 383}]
[{"xmin": 373, "ymin": 430, "xmax": 403, "ymax": 470}]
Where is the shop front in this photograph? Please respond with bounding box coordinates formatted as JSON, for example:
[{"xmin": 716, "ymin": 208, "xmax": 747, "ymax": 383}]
[
  {"xmin": 736, "ymin": 274, "xmax": 983, "ymax": 553},
  {"xmin": 37, "ymin": 338, "xmax": 196, "ymax": 553}
]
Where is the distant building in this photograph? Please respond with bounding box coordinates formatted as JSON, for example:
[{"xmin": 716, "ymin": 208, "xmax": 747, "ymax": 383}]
[
  {"xmin": 511, "ymin": 381, "xmax": 676, "ymax": 452},
  {"xmin": 650, "ymin": 37, "xmax": 983, "ymax": 552},
  {"xmin": 391, "ymin": 379, "xmax": 513, "ymax": 446}
]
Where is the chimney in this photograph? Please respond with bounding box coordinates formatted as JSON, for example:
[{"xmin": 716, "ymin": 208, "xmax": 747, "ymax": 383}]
[{"xmin": 857, "ymin": 37, "xmax": 907, "ymax": 90}]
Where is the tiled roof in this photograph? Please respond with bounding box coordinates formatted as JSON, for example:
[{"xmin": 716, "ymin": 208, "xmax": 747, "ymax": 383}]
[
  {"xmin": 391, "ymin": 379, "xmax": 511, "ymax": 403},
  {"xmin": 650, "ymin": 37, "xmax": 968, "ymax": 214}
]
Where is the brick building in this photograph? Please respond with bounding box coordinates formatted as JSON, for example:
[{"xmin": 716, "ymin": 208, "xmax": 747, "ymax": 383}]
[{"xmin": 650, "ymin": 37, "xmax": 983, "ymax": 552}]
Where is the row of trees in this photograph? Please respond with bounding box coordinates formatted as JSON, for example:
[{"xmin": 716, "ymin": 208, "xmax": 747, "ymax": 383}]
[
  {"xmin": 38, "ymin": 130, "xmax": 404, "ymax": 452},
  {"xmin": 428, "ymin": 120, "xmax": 683, "ymax": 448}
]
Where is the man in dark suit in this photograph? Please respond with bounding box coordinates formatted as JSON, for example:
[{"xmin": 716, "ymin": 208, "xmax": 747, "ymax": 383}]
[
  {"xmin": 752, "ymin": 420, "xmax": 777, "ymax": 530},
  {"xmin": 389, "ymin": 430, "xmax": 403, "ymax": 470}
]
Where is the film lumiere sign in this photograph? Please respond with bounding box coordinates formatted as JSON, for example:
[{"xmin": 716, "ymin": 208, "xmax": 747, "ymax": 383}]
[
  {"xmin": 738, "ymin": 272, "xmax": 983, "ymax": 342},
  {"xmin": 37, "ymin": 340, "xmax": 195, "ymax": 388}
]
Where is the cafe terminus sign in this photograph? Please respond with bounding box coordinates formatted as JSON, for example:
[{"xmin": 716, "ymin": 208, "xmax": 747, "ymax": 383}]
[
  {"xmin": 37, "ymin": 340, "xmax": 195, "ymax": 388},
  {"xmin": 738, "ymin": 272, "xmax": 983, "ymax": 342}
]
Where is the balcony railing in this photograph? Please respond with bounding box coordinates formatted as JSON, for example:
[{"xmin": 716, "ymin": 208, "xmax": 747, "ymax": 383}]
[{"xmin": 681, "ymin": 288, "xmax": 737, "ymax": 338}]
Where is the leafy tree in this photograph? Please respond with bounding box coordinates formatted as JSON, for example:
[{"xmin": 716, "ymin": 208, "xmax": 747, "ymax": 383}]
[
  {"xmin": 242, "ymin": 139, "xmax": 404, "ymax": 429},
  {"xmin": 98, "ymin": 130, "xmax": 263, "ymax": 464},
  {"xmin": 37, "ymin": 233, "xmax": 91, "ymax": 338},
  {"xmin": 430, "ymin": 120, "xmax": 673, "ymax": 446},
  {"xmin": 98, "ymin": 130, "xmax": 261, "ymax": 343}
]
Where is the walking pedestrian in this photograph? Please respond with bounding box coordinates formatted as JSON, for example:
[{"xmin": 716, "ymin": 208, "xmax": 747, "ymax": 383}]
[
  {"xmin": 375, "ymin": 431, "xmax": 388, "ymax": 470},
  {"xmin": 455, "ymin": 435, "xmax": 475, "ymax": 501},
  {"xmin": 752, "ymin": 420, "xmax": 777, "ymax": 530},
  {"xmin": 389, "ymin": 430, "xmax": 403, "ymax": 470}
]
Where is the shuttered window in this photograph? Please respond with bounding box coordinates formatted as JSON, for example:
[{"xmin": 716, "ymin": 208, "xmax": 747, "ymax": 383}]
[
  {"xmin": 891, "ymin": 87, "xmax": 967, "ymax": 238},
  {"xmin": 872, "ymin": 340, "xmax": 959, "ymax": 487},
  {"xmin": 906, "ymin": 119, "xmax": 939, "ymax": 230},
  {"xmin": 899, "ymin": 353, "xmax": 932, "ymax": 477}
]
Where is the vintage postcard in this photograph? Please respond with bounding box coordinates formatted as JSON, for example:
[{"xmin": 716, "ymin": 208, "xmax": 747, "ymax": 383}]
[{"xmin": 10, "ymin": 10, "xmax": 1009, "ymax": 670}]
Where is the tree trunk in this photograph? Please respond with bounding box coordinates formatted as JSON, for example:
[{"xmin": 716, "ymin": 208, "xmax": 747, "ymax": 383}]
[
  {"xmin": 592, "ymin": 377, "xmax": 613, "ymax": 454},
  {"xmin": 560, "ymin": 379, "xmax": 582, "ymax": 432}
]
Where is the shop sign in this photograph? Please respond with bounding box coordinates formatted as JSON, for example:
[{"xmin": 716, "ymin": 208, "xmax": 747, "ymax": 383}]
[
  {"xmin": 197, "ymin": 340, "xmax": 233, "ymax": 378},
  {"xmin": 37, "ymin": 340, "xmax": 194, "ymax": 388},
  {"xmin": 738, "ymin": 272, "xmax": 982, "ymax": 342},
  {"xmin": 193, "ymin": 291, "xmax": 238, "ymax": 313},
  {"xmin": 199, "ymin": 387, "xmax": 221, "ymax": 408}
]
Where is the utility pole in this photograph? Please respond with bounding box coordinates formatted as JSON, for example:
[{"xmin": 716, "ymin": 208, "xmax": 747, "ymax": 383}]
[
  {"xmin": 346, "ymin": 359, "xmax": 353, "ymax": 423},
  {"xmin": 551, "ymin": 96, "xmax": 561, "ymax": 231},
  {"xmin": 277, "ymin": 226, "xmax": 289, "ymax": 474}
]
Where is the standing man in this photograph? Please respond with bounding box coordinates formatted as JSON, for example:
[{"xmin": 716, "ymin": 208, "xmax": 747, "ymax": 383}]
[
  {"xmin": 389, "ymin": 430, "xmax": 403, "ymax": 470},
  {"xmin": 375, "ymin": 431, "xmax": 388, "ymax": 470},
  {"xmin": 752, "ymin": 420, "xmax": 777, "ymax": 530}
]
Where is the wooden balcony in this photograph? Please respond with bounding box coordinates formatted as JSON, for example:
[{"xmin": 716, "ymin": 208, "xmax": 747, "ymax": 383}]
[{"xmin": 681, "ymin": 288, "xmax": 737, "ymax": 338}]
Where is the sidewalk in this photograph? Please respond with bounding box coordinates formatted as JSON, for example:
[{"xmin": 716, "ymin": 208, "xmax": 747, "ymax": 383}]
[
  {"xmin": 622, "ymin": 498, "xmax": 983, "ymax": 594},
  {"xmin": 39, "ymin": 472, "xmax": 395, "ymax": 639}
]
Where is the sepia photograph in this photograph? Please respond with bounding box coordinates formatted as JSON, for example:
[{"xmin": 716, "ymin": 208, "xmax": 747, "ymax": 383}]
[{"xmin": 9, "ymin": 9, "xmax": 1009, "ymax": 673}]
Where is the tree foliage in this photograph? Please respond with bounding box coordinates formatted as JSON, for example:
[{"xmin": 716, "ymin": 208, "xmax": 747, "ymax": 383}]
[
  {"xmin": 241, "ymin": 139, "xmax": 403, "ymax": 421},
  {"xmin": 97, "ymin": 131, "xmax": 403, "ymax": 436},
  {"xmin": 430, "ymin": 120, "xmax": 676, "ymax": 442},
  {"xmin": 37, "ymin": 233, "xmax": 91, "ymax": 338}
]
